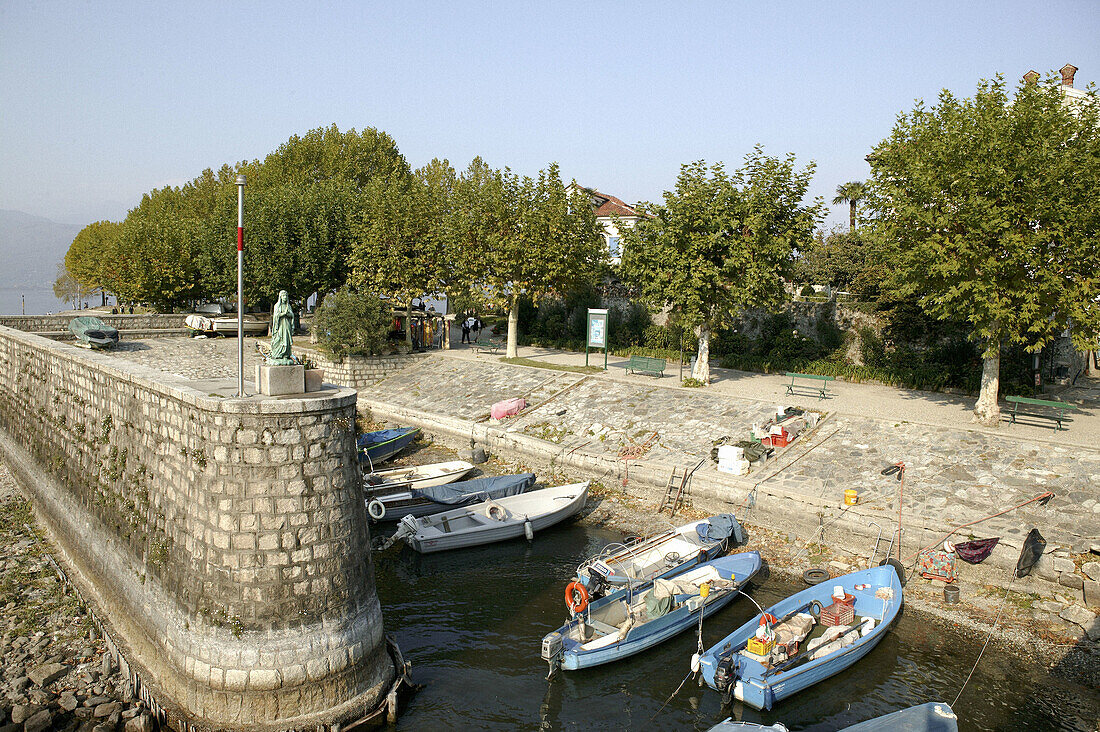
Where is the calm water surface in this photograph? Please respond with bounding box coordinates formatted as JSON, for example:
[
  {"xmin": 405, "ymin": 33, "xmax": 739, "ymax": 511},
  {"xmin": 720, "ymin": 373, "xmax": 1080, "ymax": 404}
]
[{"xmin": 374, "ymin": 522, "xmax": 1098, "ymax": 731}]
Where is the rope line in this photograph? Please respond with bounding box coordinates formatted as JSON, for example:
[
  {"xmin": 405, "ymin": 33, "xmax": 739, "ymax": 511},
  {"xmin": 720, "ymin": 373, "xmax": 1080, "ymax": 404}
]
[{"xmin": 952, "ymin": 569, "xmax": 1016, "ymax": 706}]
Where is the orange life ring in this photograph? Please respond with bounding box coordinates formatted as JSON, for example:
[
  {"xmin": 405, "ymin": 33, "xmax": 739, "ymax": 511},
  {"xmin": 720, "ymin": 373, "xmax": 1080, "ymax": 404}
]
[
  {"xmin": 759, "ymin": 613, "xmax": 778, "ymax": 628},
  {"xmin": 565, "ymin": 581, "xmax": 589, "ymax": 614}
]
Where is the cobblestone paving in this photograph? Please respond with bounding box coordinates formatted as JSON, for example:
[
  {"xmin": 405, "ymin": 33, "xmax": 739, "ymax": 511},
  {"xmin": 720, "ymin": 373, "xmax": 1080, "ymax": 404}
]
[{"xmin": 101, "ymin": 337, "xmax": 264, "ymax": 379}]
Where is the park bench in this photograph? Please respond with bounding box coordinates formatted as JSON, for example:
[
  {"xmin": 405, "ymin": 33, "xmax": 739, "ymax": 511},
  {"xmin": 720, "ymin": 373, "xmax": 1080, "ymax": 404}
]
[
  {"xmin": 474, "ymin": 337, "xmax": 503, "ymax": 355},
  {"xmin": 785, "ymin": 372, "xmax": 835, "ymax": 400},
  {"xmin": 627, "ymin": 355, "xmax": 666, "ymax": 378},
  {"xmin": 1005, "ymin": 395, "xmax": 1079, "ymax": 431}
]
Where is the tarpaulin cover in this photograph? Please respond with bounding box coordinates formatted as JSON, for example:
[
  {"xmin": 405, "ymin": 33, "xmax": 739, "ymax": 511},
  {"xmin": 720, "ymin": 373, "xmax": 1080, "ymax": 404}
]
[
  {"xmin": 697, "ymin": 514, "xmax": 744, "ymax": 545},
  {"xmin": 954, "ymin": 537, "xmax": 999, "ymax": 564},
  {"xmin": 1016, "ymin": 528, "xmax": 1046, "ymax": 577},
  {"xmin": 645, "ymin": 590, "xmax": 673, "ymax": 619},
  {"xmin": 410, "ymin": 473, "xmax": 535, "ymax": 505}
]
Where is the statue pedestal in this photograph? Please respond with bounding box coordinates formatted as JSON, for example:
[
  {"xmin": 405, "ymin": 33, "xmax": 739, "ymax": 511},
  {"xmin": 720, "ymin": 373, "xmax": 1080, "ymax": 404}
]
[{"xmin": 255, "ymin": 364, "xmax": 305, "ymax": 396}]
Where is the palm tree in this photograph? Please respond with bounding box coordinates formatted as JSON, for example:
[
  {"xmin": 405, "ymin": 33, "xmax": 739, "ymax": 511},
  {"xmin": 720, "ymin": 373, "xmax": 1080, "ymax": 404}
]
[{"xmin": 833, "ymin": 181, "xmax": 867, "ymax": 231}]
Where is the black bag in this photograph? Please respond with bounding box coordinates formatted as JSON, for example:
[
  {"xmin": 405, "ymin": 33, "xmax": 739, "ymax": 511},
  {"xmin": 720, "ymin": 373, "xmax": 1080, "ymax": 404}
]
[{"xmin": 1015, "ymin": 528, "xmax": 1046, "ymax": 578}]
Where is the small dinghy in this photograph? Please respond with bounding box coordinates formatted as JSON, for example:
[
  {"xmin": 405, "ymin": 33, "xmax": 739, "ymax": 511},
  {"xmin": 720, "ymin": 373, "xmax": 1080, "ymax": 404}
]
[
  {"xmin": 185, "ymin": 314, "xmax": 216, "ymax": 336},
  {"xmin": 699, "ymin": 564, "xmax": 903, "ymax": 711},
  {"xmin": 366, "ymin": 471, "xmax": 535, "ymax": 522},
  {"xmin": 570, "ymin": 514, "xmax": 743, "ymax": 600},
  {"xmin": 365, "ymin": 460, "xmax": 476, "ymax": 492},
  {"xmin": 392, "ymin": 482, "xmax": 588, "ymax": 553},
  {"xmin": 542, "ymin": 552, "xmax": 761, "ymax": 674},
  {"xmin": 841, "ymin": 701, "xmax": 958, "ymax": 731},
  {"xmin": 211, "ymin": 314, "xmax": 268, "ymax": 336},
  {"xmin": 69, "ymin": 316, "xmax": 119, "ymax": 349},
  {"xmin": 357, "ymin": 428, "xmax": 420, "ymax": 466}
]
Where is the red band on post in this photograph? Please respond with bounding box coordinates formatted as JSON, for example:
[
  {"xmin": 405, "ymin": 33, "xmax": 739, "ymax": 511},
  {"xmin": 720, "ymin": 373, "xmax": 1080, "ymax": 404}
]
[{"xmin": 237, "ymin": 227, "xmax": 243, "ymax": 251}]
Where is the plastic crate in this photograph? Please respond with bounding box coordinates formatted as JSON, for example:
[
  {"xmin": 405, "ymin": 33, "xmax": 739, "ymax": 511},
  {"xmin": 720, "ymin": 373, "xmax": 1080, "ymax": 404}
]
[
  {"xmin": 746, "ymin": 636, "xmax": 776, "ymax": 656},
  {"xmin": 820, "ymin": 601, "xmax": 855, "ymax": 627}
]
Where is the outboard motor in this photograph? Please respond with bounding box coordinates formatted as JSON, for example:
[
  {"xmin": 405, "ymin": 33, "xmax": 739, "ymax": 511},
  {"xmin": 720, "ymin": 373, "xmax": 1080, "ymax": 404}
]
[
  {"xmin": 713, "ymin": 656, "xmax": 736, "ymax": 693},
  {"xmin": 541, "ymin": 630, "xmax": 564, "ymax": 678},
  {"xmin": 585, "ymin": 571, "xmax": 608, "ymax": 601}
]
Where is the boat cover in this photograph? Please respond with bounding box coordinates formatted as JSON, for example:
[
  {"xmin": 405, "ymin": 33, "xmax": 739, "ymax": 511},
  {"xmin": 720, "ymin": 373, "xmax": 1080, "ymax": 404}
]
[
  {"xmin": 697, "ymin": 514, "xmax": 744, "ymax": 545},
  {"xmin": 357, "ymin": 429, "xmax": 412, "ymax": 447},
  {"xmin": 953, "ymin": 537, "xmax": 999, "ymax": 564},
  {"xmin": 410, "ymin": 473, "xmax": 536, "ymax": 505}
]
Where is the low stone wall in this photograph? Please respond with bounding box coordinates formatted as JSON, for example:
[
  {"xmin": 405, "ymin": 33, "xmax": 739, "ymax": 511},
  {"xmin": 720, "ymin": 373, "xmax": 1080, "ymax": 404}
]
[
  {"xmin": 299, "ymin": 348, "xmax": 431, "ymax": 390},
  {"xmin": 0, "ymin": 313, "xmax": 187, "ymax": 333},
  {"xmin": 0, "ymin": 326, "xmax": 394, "ymax": 729}
]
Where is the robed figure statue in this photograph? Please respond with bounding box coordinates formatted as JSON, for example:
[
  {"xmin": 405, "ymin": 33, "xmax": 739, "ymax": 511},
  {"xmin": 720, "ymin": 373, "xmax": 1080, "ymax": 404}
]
[{"xmin": 268, "ymin": 290, "xmax": 295, "ymax": 365}]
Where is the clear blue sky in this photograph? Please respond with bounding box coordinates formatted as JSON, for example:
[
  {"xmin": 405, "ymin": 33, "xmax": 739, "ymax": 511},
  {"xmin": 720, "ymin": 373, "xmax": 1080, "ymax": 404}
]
[{"xmin": 2, "ymin": 1, "xmax": 1097, "ymax": 229}]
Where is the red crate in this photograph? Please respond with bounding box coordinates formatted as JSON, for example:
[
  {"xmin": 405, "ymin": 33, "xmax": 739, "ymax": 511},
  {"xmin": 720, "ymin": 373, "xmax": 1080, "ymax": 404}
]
[{"xmin": 820, "ymin": 600, "xmax": 855, "ymax": 627}]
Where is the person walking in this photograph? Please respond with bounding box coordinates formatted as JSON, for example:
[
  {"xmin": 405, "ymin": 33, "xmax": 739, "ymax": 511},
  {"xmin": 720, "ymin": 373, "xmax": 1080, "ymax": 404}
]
[
  {"xmin": 460, "ymin": 316, "xmax": 472, "ymax": 344},
  {"xmin": 472, "ymin": 315, "xmax": 482, "ymax": 341}
]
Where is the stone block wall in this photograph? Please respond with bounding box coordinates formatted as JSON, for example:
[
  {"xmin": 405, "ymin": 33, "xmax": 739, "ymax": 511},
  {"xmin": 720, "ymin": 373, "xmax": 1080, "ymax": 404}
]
[
  {"xmin": 0, "ymin": 326, "xmax": 393, "ymax": 729},
  {"xmin": 0, "ymin": 313, "xmax": 187, "ymax": 333},
  {"xmin": 299, "ymin": 348, "xmax": 430, "ymax": 390}
]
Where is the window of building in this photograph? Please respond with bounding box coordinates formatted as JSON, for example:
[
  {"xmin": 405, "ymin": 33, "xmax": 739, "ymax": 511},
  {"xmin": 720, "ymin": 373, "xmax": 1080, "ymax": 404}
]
[{"xmin": 608, "ymin": 236, "xmax": 621, "ymax": 258}]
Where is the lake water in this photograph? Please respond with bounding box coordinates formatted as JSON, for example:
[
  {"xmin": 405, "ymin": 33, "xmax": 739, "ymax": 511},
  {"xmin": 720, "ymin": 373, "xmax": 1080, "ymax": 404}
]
[{"xmin": 374, "ymin": 521, "xmax": 1098, "ymax": 731}]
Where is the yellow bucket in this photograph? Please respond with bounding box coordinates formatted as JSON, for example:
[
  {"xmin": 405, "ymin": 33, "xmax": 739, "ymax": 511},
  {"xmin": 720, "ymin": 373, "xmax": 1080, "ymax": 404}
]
[{"xmin": 844, "ymin": 489, "xmax": 859, "ymax": 506}]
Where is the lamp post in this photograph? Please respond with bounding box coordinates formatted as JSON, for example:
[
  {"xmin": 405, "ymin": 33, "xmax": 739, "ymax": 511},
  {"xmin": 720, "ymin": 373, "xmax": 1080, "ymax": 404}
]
[{"xmin": 236, "ymin": 174, "xmax": 246, "ymax": 397}]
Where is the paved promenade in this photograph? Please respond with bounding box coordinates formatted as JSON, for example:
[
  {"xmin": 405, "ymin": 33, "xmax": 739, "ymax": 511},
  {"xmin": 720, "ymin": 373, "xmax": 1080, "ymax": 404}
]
[{"xmin": 102, "ymin": 337, "xmax": 1100, "ymax": 613}]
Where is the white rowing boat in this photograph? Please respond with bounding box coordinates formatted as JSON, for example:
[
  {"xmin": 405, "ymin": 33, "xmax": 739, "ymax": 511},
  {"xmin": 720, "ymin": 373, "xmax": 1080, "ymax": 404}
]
[
  {"xmin": 393, "ymin": 482, "xmax": 589, "ymax": 553},
  {"xmin": 365, "ymin": 460, "xmax": 476, "ymax": 492}
]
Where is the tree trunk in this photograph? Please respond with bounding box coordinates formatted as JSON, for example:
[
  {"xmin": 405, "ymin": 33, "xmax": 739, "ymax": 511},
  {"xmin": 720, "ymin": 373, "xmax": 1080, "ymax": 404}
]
[
  {"xmin": 849, "ymin": 202, "xmax": 857, "ymax": 232},
  {"xmin": 507, "ymin": 293, "xmax": 519, "ymax": 358},
  {"xmin": 973, "ymin": 344, "xmax": 1001, "ymax": 426},
  {"xmin": 405, "ymin": 302, "xmax": 413, "ymax": 347},
  {"xmin": 692, "ymin": 323, "xmax": 711, "ymax": 384}
]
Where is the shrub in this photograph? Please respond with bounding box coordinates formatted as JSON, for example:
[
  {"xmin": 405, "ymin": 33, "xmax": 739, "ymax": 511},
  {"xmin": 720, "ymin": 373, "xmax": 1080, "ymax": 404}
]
[
  {"xmin": 311, "ymin": 287, "xmax": 391, "ymax": 359},
  {"xmin": 800, "ymin": 284, "xmax": 817, "ymax": 298}
]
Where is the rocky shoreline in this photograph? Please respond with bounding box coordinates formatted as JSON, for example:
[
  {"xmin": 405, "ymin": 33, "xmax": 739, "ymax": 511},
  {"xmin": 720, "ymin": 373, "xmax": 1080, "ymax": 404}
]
[{"xmin": 0, "ymin": 463, "xmax": 155, "ymax": 732}]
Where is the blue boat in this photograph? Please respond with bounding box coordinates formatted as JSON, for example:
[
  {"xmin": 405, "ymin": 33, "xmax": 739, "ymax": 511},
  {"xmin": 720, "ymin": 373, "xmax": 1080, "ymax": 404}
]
[
  {"xmin": 357, "ymin": 427, "xmax": 420, "ymax": 466},
  {"xmin": 699, "ymin": 564, "xmax": 903, "ymax": 711},
  {"xmin": 366, "ymin": 472, "xmax": 537, "ymax": 521},
  {"xmin": 841, "ymin": 702, "xmax": 958, "ymax": 731},
  {"xmin": 542, "ymin": 552, "xmax": 761, "ymax": 674}
]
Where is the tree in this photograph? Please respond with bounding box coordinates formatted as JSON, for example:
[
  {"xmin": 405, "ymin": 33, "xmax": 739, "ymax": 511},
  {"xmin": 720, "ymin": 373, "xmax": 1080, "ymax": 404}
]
[
  {"xmin": 310, "ymin": 286, "xmax": 391, "ymax": 359},
  {"xmin": 453, "ymin": 160, "xmax": 603, "ymax": 357},
  {"xmin": 53, "ymin": 263, "xmax": 80, "ymax": 310},
  {"xmin": 621, "ymin": 149, "xmax": 822, "ymax": 383},
  {"xmin": 866, "ymin": 74, "xmax": 1100, "ymax": 425},
  {"xmin": 832, "ymin": 180, "xmax": 866, "ymax": 231},
  {"xmin": 65, "ymin": 220, "xmax": 124, "ymax": 302}
]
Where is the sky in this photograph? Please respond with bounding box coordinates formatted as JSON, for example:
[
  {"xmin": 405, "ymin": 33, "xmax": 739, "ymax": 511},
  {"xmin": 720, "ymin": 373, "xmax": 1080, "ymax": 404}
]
[{"xmin": 2, "ymin": 1, "xmax": 1098, "ymax": 229}]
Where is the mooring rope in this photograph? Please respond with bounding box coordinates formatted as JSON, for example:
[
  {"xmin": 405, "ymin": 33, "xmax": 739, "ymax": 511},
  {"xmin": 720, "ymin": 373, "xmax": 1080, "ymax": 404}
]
[{"xmin": 951, "ymin": 569, "xmax": 1016, "ymax": 706}]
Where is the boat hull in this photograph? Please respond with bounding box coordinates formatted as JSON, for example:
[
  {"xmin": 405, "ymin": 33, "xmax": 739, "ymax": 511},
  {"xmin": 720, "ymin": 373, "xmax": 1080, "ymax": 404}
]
[
  {"xmin": 403, "ymin": 483, "xmax": 588, "ymax": 553},
  {"xmin": 367, "ymin": 472, "xmax": 536, "ymax": 522},
  {"xmin": 357, "ymin": 428, "xmax": 420, "ymax": 465},
  {"xmin": 700, "ymin": 565, "xmax": 903, "ymax": 711},
  {"xmin": 560, "ymin": 552, "xmax": 762, "ymax": 670},
  {"xmin": 841, "ymin": 702, "xmax": 958, "ymax": 731}
]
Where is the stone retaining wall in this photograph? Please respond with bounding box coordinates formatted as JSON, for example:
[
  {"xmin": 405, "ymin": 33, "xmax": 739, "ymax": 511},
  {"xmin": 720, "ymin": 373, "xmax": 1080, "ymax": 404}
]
[
  {"xmin": 0, "ymin": 325, "xmax": 394, "ymax": 729},
  {"xmin": 0, "ymin": 313, "xmax": 187, "ymax": 333},
  {"xmin": 298, "ymin": 348, "xmax": 430, "ymax": 390}
]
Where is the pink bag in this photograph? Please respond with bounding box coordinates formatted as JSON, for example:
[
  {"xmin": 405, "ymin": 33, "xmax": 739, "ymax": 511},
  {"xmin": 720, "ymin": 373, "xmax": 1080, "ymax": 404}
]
[{"xmin": 491, "ymin": 397, "xmax": 526, "ymax": 420}]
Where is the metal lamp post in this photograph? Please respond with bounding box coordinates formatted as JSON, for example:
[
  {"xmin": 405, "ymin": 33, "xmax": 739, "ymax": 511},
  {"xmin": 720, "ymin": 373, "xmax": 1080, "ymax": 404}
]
[{"xmin": 236, "ymin": 174, "xmax": 246, "ymax": 397}]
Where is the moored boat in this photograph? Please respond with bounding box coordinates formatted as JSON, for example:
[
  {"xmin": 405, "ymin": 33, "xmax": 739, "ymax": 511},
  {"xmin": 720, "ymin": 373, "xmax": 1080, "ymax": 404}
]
[
  {"xmin": 841, "ymin": 702, "xmax": 958, "ymax": 731},
  {"xmin": 366, "ymin": 471, "xmax": 535, "ymax": 522},
  {"xmin": 68, "ymin": 316, "xmax": 119, "ymax": 349},
  {"xmin": 392, "ymin": 482, "xmax": 589, "ymax": 553},
  {"xmin": 184, "ymin": 314, "xmax": 216, "ymax": 335},
  {"xmin": 542, "ymin": 552, "xmax": 761, "ymax": 674},
  {"xmin": 698, "ymin": 564, "xmax": 903, "ymax": 711},
  {"xmin": 211, "ymin": 314, "xmax": 268, "ymax": 336},
  {"xmin": 570, "ymin": 514, "xmax": 743, "ymax": 601},
  {"xmin": 357, "ymin": 427, "xmax": 420, "ymax": 466}
]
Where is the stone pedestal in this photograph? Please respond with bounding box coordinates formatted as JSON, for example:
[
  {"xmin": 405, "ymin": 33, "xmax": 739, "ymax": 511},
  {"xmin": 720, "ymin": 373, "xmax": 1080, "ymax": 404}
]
[{"xmin": 256, "ymin": 363, "xmax": 305, "ymax": 396}]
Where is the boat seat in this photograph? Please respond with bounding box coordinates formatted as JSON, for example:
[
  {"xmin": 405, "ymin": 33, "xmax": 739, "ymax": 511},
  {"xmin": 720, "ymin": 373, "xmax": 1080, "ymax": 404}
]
[{"xmin": 586, "ymin": 618, "xmax": 620, "ymax": 636}]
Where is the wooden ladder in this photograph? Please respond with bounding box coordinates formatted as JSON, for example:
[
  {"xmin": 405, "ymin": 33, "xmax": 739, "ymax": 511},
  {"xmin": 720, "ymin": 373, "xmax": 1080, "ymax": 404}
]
[{"xmin": 658, "ymin": 459, "xmax": 704, "ymax": 516}]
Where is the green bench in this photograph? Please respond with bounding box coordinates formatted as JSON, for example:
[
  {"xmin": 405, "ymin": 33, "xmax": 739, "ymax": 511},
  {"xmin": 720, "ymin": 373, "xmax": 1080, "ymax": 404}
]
[
  {"xmin": 785, "ymin": 372, "xmax": 835, "ymax": 399},
  {"xmin": 1005, "ymin": 395, "xmax": 1079, "ymax": 431},
  {"xmin": 627, "ymin": 355, "xmax": 666, "ymax": 377},
  {"xmin": 474, "ymin": 337, "xmax": 503, "ymax": 355}
]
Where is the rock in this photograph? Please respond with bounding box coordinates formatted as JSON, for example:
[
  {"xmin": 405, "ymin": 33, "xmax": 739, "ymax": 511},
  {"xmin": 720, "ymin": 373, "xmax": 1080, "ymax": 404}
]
[
  {"xmin": 1060, "ymin": 604, "xmax": 1095, "ymax": 629},
  {"xmin": 59, "ymin": 692, "xmax": 79, "ymax": 711},
  {"xmin": 22, "ymin": 709, "xmax": 52, "ymax": 732},
  {"xmin": 124, "ymin": 712, "xmax": 154, "ymax": 732},
  {"xmin": 1051, "ymin": 556, "xmax": 1076, "ymax": 574},
  {"xmin": 1058, "ymin": 572, "xmax": 1084, "ymax": 590},
  {"xmin": 1082, "ymin": 561, "xmax": 1100, "ymax": 582},
  {"xmin": 1036, "ymin": 600, "xmax": 1064, "ymax": 613},
  {"xmin": 27, "ymin": 662, "xmax": 68, "ymax": 687},
  {"xmin": 100, "ymin": 654, "xmax": 113, "ymax": 678},
  {"xmin": 27, "ymin": 689, "xmax": 49, "ymax": 707},
  {"xmin": 11, "ymin": 704, "xmax": 41, "ymax": 724},
  {"xmin": 93, "ymin": 701, "xmax": 122, "ymax": 718},
  {"xmin": 10, "ymin": 677, "xmax": 29, "ymax": 692},
  {"xmin": 84, "ymin": 695, "xmax": 110, "ymax": 707},
  {"xmin": 1084, "ymin": 579, "xmax": 1100, "ymax": 608},
  {"xmin": 121, "ymin": 706, "xmax": 141, "ymax": 719},
  {"xmin": 74, "ymin": 706, "xmax": 94, "ymax": 720}
]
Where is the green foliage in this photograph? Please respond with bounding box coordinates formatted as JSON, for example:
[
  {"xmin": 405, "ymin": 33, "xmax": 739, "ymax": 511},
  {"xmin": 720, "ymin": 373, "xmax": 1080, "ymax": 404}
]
[
  {"xmin": 792, "ymin": 227, "xmax": 883, "ymax": 298},
  {"xmin": 866, "ymin": 74, "xmax": 1100, "ymax": 361},
  {"xmin": 832, "ymin": 180, "xmax": 866, "ymax": 231},
  {"xmin": 681, "ymin": 377, "xmax": 704, "ymax": 388},
  {"xmin": 65, "ymin": 220, "xmax": 125, "ymax": 301},
  {"xmin": 311, "ymin": 287, "xmax": 391, "ymax": 359},
  {"xmin": 799, "ymin": 284, "xmax": 816, "ymax": 298}
]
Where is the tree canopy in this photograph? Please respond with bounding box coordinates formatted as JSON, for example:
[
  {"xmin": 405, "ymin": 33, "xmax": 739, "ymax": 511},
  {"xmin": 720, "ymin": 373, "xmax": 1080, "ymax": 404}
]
[
  {"xmin": 866, "ymin": 74, "xmax": 1100, "ymax": 424},
  {"xmin": 621, "ymin": 149, "xmax": 822, "ymax": 383},
  {"xmin": 832, "ymin": 180, "xmax": 866, "ymax": 232}
]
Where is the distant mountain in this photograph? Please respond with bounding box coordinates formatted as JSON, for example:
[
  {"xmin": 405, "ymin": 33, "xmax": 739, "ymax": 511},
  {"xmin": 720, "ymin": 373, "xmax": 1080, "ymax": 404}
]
[{"xmin": 0, "ymin": 210, "xmax": 83, "ymax": 290}]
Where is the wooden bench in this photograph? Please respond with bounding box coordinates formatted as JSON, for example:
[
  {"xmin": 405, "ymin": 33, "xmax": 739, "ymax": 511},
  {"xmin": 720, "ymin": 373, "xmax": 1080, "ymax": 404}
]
[
  {"xmin": 474, "ymin": 338, "xmax": 503, "ymax": 355},
  {"xmin": 627, "ymin": 355, "xmax": 666, "ymax": 377},
  {"xmin": 785, "ymin": 372, "xmax": 835, "ymax": 399},
  {"xmin": 1005, "ymin": 395, "xmax": 1079, "ymax": 431}
]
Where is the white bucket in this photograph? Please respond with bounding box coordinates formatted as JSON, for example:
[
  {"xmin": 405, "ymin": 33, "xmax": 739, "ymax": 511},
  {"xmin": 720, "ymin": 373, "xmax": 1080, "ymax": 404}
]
[{"xmin": 833, "ymin": 585, "xmax": 845, "ymax": 600}]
